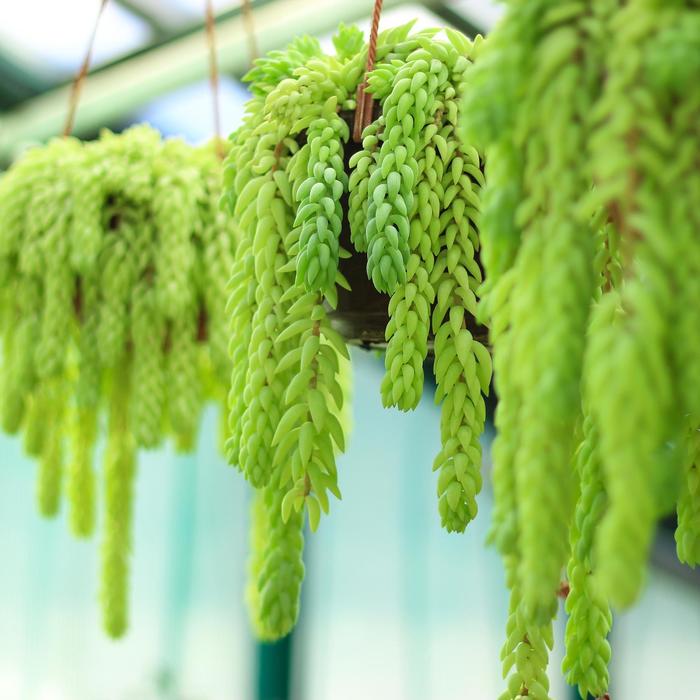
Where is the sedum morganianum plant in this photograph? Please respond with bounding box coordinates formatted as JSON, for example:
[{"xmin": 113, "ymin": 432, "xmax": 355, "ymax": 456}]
[
  {"xmin": 0, "ymin": 125, "xmax": 235, "ymax": 638},
  {"xmin": 1, "ymin": 7, "xmax": 695, "ymax": 697},
  {"xmin": 461, "ymin": 1, "xmax": 700, "ymax": 698},
  {"xmin": 223, "ymin": 23, "xmax": 491, "ymax": 640}
]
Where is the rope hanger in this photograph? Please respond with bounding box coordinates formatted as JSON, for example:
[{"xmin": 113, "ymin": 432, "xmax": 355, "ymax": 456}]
[
  {"xmin": 62, "ymin": 0, "xmax": 110, "ymax": 137},
  {"xmin": 205, "ymin": 0, "xmax": 225, "ymax": 159},
  {"xmin": 63, "ymin": 0, "xmax": 368, "ymax": 145},
  {"xmin": 241, "ymin": 0, "xmax": 259, "ymax": 64},
  {"xmin": 353, "ymin": 0, "xmax": 384, "ymax": 143},
  {"xmin": 61, "ymin": 0, "xmax": 259, "ymax": 152},
  {"xmin": 205, "ymin": 0, "xmax": 258, "ymax": 159}
]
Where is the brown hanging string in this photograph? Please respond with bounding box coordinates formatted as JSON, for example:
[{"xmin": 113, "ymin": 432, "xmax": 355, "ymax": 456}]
[
  {"xmin": 353, "ymin": 0, "xmax": 384, "ymax": 143},
  {"xmin": 205, "ymin": 0, "xmax": 226, "ymax": 160},
  {"xmin": 62, "ymin": 0, "xmax": 110, "ymax": 137},
  {"xmin": 241, "ymin": 0, "xmax": 259, "ymax": 64}
]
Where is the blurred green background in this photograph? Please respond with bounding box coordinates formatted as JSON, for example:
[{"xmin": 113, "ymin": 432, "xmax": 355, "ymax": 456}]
[{"xmin": 0, "ymin": 2, "xmax": 699, "ymax": 699}]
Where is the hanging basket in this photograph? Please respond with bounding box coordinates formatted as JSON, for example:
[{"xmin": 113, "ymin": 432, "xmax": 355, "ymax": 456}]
[{"xmin": 327, "ymin": 108, "xmax": 488, "ymax": 350}]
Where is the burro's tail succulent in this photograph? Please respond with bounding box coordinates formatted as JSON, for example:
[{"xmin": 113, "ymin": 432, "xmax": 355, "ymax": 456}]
[
  {"xmin": 0, "ymin": 125, "xmax": 236, "ymax": 637},
  {"xmin": 1, "ymin": 7, "xmax": 698, "ymax": 696},
  {"xmin": 462, "ymin": 0, "xmax": 700, "ymax": 698},
  {"xmin": 223, "ymin": 22, "xmax": 490, "ymax": 638}
]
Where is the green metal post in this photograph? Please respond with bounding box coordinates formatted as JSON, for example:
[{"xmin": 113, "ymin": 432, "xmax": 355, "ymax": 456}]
[{"xmin": 256, "ymin": 633, "xmax": 294, "ymax": 700}]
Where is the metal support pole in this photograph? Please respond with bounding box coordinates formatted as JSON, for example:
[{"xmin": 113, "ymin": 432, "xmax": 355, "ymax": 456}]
[{"xmin": 257, "ymin": 634, "xmax": 294, "ymax": 700}]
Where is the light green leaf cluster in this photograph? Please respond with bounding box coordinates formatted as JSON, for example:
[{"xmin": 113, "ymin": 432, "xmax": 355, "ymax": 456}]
[
  {"xmin": 226, "ymin": 24, "xmax": 491, "ymax": 641},
  {"xmin": 67, "ymin": 406, "xmax": 98, "ymax": 537},
  {"xmin": 293, "ymin": 99, "xmax": 349, "ymax": 294},
  {"xmin": 348, "ymin": 120, "xmax": 382, "ymax": 252},
  {"xmin": 461, "ymin": 0, "xmax": 700, "ymax": 697},
  {"xmin": 563, "ymin": 416, "xmax": 612, "ymax": 699},
  {"xmin": 36, "ymin": 378, "xmax": 67, "ymax": 517},
  {"xmin": 130, "ymin": 279, "xmax": 166, "ymax": 448},
  {"xmin": 223, "ymin": 29, "xmax": 363, "ymax": 638},
  {"xmin": 677, "ymin": 426, "xmax": 700, "ymax": 566},
  {"xmin": 379, "ymin": 36, "xmax": 481, "ymax": 415},
  {"xmin": 246, "ymin": 485, "xmax": 305, "ymax": 641},
  {"xmin": 364, "ymin": 35, "xmax": 472, "ymax": 295},
  {"xmin": 100, "ymin": 361, "xmax": 136, "ymax": 639},
  {"xmin": 485, "ymin": 268, "xmax": 519, "ymax": 558},
  {"xmin": 499, "ymin": 557, "xmax": 554, "ymax": 700},
  {"xmin": 0, "ymin": 125, "xmax": 235, "ymax": 638},
  {"xmin": 467, "ymin": 0, "xmax": 603, "ymax": 633},
  {"xmin": 586, "ymin": 0, "xmax": 700, "ymax": 606},
  {"xmin": 365, "ymin": 30, "xmax": 491, "ymax": 535}
]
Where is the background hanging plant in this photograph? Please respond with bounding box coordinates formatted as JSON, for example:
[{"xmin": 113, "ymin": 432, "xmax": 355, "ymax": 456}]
[
  {"xmin": 223, "ymin": 21, "xmax": 490, "ymax": 640},
  {"xmin": 0, "ymin": 124, "xmax": 235, "ymax": 637}
]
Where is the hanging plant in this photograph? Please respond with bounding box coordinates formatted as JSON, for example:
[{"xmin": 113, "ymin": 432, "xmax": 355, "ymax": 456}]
[
  {"xmin": 223, "ymin": 22, "xmax": 490, "ymax": 640},
  {"xmin": 0, "ymin": 125, "xmax": 235, "ymax": 637},
  {"xmin": 461, "ymin": 1, "xmax": 700, "ymax": 699},
  {"xmin": 2, "ymin": 4, "xmax": 695, "ymax": 697}
]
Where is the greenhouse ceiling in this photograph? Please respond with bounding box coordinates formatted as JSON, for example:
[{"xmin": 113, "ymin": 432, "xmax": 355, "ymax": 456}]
[{"xmin": 0, "ymin": 0, "xmax": 501, "ymax": 159}]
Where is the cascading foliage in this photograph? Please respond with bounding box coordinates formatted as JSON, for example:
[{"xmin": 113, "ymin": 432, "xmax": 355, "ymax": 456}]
[
  {"xmin": 462, "ymin": 1, "xmax": 700, "ymax": 698},
  {"xmin": 0, "ymin": 124, "xmax": 235, "ymax": 637},
  {"xmin": 223, "ymin": 22, "xmax": 491, "ymax": 640},
  {"xmin": 1, "ymin": 6, "xmax": 697, "ymax": 695}
]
